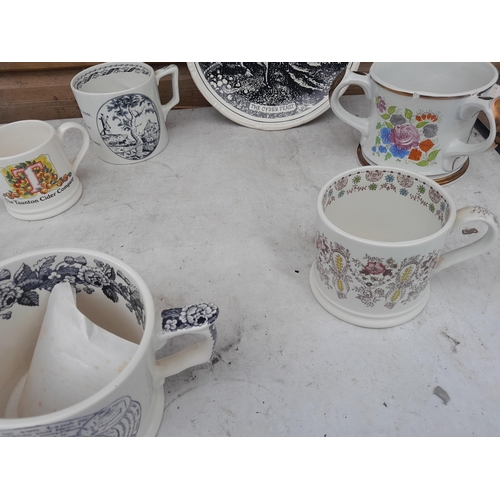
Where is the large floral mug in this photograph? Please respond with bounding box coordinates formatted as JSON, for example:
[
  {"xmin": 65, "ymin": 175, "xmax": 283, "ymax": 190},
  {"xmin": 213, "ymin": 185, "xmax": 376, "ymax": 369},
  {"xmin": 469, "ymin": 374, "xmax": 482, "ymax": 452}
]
[
  {"xmin": 309, "ymin": 166, "xmax": 499, "ymax": 328},
  {"xmin": 330, "ymin": 62, "xmax": 498, "ymax": 184},
  {"xmin": 0, "ymin": 248, "xmax": 218, "ymax": 436}
]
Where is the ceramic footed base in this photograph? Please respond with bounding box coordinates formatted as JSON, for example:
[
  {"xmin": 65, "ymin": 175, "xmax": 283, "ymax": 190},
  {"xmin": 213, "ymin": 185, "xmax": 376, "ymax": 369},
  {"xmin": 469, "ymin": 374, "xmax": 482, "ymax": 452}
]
[
  {"xmin": 309, "ymin": 265, "xmax": 430, "ymax": 329},
  {"xmin": 356, "ymin": 144, "xmax": 469, "ymax": 186},
  {"xmin": 4, "ymin": 180, "xmax": 83, "ymax": 221}
]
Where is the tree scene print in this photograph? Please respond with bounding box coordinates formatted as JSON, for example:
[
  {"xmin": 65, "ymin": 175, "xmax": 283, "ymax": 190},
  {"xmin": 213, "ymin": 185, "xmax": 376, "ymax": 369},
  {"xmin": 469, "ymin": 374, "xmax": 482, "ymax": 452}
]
[
  {"xmin": 98, "ymin": 93, "xmax": 160, "ymax": 161},
  {"xmin": 371, "ymin": 95, "xmax": 441, "ymax": 167},
  {"xmin": 199, "ymin": 63, "xmax": 348, "ymax": 119}
]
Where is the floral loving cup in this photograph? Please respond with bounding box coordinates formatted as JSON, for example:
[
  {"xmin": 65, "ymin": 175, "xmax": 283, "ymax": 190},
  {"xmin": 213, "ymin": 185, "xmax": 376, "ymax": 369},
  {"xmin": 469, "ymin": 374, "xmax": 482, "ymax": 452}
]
[
  {"xmin": 330, "ymin": 63, "xmax": 499, "ymax": 184},
  {"xmin": 0, "ymin": 248, "xmax": 218, "ymax": 436},
  {"xmin": 310, "ymin": 166, "xmax": 499, "ymax": 328},
  {"xmin": 0, "ymin": 120, "xmax": 90, "ymax": 220},
  {"xmin": 71, "ymin": 62, "xmax": 179, "ymax": 164}
]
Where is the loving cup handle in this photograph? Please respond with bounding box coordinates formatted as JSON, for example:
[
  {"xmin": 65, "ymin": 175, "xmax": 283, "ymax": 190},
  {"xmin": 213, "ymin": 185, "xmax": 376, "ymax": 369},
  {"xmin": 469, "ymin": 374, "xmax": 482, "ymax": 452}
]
[
  {"xmin": 442, "ymin": 96, "xmax": 497, "ymax": 171},
  {"xmin": 155, "ymin": 64, "xmax": 180, "ymax": 119},
  {"xmin": 152, "ymin": 303, "xmax": 218, "ymax": 387},
  {"xmin": 56, "ymin": 122, "xmax": 90, "ymax": 173},
  {"xmin": 330, "ymin": 70, "xmax": 373, "ymax": 141},
  {"xmin": 434, "ymin": 206, "xmax": 499, "ymax": 274}
]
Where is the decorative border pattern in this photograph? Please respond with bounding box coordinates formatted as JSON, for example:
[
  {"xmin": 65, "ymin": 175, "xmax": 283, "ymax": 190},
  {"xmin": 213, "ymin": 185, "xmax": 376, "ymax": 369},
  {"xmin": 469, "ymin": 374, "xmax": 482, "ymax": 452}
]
[
  {"xmin": 0, "ymin": 255, "xmax": 145, "ymax": 327},
  {"xmin": 73, "ymin": 64, "xmax": 151, "ymax": 90},
  {"xmin": 322, "ymin": 169, "xmax": 451, "ymax": 228},
  {"xmin": 161, "ymin": 303, "xmax": 218, "ymax": 343}
]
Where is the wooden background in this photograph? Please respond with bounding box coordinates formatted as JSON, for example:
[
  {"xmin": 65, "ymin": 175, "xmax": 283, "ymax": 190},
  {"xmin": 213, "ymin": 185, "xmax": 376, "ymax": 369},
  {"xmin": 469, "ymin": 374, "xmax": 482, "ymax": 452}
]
[
  {"xmin": 0, "ymin": 62, "xmax": 374, "ymax": 123},
  {"xmin": 1, "ymin": 62, "xmax": 499, "ymax": 124}
]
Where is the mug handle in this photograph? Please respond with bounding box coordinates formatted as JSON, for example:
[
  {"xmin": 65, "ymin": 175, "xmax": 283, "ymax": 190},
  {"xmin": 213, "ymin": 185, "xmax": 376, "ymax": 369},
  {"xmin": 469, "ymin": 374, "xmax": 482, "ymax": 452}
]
[
  {"xmin": 56, "ymin": 122, "xmax": 90, "ymax": 173},
  {"xmin": 330, "ymin": 71, "xmax": 373, "ymax": 141},
  {"xmin": 155, "ymin": 64, "xmax": 180, "ymax": 119},
  {"xmin": 152, "ymin": 303, "xmax": 218, "ymax": 387},
  {"xmin": 442, "ymin": 96, "xmax": 497, "ymax": 171},
  {"xmin": 434, "ymin": 206, "xmax": 499, "ymax": 273}
]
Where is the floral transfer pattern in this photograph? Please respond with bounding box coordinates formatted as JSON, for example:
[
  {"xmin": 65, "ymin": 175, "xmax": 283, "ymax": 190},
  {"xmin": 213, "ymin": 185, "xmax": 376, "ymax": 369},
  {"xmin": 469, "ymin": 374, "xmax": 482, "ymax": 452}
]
[
  {"xmin": 372, "ymin": 96, "xmax": 441, "ymax": 167},
  {"xmin": 315, "ymin": 234, "xmax": 441, "ymax": 309},
  {"xmin": 322, "ymin": 169, "xmax": 450, "ymax": 227},
  {"xmin": 162, "ymin": 303, "xmax": 219, "ymax": 345},
  {"xmin": 0, "ymin": 255, "xmax": 145, "ymax": 327}
]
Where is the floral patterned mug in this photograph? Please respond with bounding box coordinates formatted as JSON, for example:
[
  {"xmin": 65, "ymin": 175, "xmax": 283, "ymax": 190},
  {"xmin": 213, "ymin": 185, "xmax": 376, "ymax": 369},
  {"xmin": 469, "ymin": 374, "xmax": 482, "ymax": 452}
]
[
  {"xmin": 330, "ymin": 62, "xmax": 498, "ymax": 184},
  {"xmin": 310, "ymin": 166, "xmax": 499, "ymax": 328},
  {"xmin": 0, "ymin": 248, "xmax": 218, "ymax": 436}
]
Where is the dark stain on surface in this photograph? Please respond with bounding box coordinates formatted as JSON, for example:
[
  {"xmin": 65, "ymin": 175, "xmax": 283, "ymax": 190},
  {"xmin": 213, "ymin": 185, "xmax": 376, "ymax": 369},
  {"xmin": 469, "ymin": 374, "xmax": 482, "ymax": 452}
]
[
  {"xmin": 441, "ymin": 331, "xmax": 460, "ymax": 353},
  {"xmin": 433, "ymin": 386, "xmax": 450, "ymax": 405}
]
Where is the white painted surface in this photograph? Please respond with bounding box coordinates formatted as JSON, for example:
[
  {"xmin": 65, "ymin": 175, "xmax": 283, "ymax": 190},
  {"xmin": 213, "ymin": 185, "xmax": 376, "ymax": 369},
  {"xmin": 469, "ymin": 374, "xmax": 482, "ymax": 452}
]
[{"xmin": 1, "ymin": 96, "xmax": 499, "ymax": 436}]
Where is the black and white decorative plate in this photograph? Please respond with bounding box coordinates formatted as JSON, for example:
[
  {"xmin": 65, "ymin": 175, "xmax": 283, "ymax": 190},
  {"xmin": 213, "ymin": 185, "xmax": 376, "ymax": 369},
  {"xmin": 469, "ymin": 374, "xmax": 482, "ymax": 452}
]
[{"xmin": 188, "ymin": 62, "xmax": 359, "ymax": 130}]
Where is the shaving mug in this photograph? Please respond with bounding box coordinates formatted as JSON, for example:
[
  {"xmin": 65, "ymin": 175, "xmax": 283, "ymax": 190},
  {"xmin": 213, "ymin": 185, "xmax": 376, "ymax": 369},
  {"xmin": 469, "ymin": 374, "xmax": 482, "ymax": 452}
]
[
  {"xmin": 71, "ymin": 62, "xmax": 179, "ymax": 164},
  {"xmin": 0, "ymin": 248, "xmax": 218, "ymax": 436},
  {"xmin": 0, "ymin": 120, "xmax": 89, "ymax": 220},
  {"xmin": 330, "ymin": 63, "xmax": 498, "ymax": 184},
  {"xmin": 310, "ymin": 166, "xmax": 499, "ymax": 328}
]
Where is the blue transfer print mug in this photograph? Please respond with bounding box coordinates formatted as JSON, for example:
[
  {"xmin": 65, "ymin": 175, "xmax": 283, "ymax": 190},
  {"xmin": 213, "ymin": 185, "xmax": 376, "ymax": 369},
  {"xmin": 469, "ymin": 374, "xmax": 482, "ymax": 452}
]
[
  {"xmin": 71, "ymin": 62, "xmax": 180, "ymax": 165},
  {"xmin": 0, "ymin": 248, "xmax": 218, "ymax": 436}
]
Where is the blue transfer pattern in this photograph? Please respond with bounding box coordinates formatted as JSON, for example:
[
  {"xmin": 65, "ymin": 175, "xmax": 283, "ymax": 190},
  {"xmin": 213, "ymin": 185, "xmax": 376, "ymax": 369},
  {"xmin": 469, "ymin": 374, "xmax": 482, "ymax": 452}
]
[
  {"xmin": 0, "ymin": 396, "xmax": 141, "ymax": 437},
  {"xmin": 0, "ymin": 255, "xmax": 145, "ymax": 327}
]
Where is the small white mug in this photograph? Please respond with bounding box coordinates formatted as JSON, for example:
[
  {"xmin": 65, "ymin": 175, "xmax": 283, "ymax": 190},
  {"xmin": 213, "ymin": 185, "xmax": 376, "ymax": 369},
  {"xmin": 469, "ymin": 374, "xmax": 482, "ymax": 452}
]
[
  {"xmin": 0, "ymin": 120, "xmax": 90, "ymax": 220},
  {"xmin": 330, "ymin": 62, "xmax": 498, "ymax": 184},
  {"xmin": 310, "ymin": 166, "xmax": 499, "ymax": 328},
  {"xmin": 71, "ymin": 62, "xmax": 180, "ymax": 164},
  {"xmin": 0, "ymin": 248, "xmax": 218, "ymax": 436}
]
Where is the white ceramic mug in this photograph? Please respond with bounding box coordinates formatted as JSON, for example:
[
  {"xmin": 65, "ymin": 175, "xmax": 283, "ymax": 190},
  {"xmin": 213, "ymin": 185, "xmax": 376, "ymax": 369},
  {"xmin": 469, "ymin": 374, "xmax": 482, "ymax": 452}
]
[
  {"xmin": 0, "ymin": 120, "xmax": 89, "ymax": 220},
  {"xmin": 71, "ymin": 62, "xmax": 180, "ymax": 164},
  {"xmin": 0, "ymin": 248, "xmax": 218, "ymax": 436},
  {"xmin": 309, "ymin": 166, "xmax": 499, "ymax": 328},
  {"xmin": 330, "ymin": 63, "xmax": 498, "ymax": 184}
]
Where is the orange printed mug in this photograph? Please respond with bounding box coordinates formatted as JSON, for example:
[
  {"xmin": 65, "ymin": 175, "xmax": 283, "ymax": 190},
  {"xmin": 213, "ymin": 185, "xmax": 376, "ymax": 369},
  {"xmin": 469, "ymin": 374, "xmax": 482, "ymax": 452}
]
[{"xmin": 0, "ymin": 120, "xmax": 90, "ymax": 220}]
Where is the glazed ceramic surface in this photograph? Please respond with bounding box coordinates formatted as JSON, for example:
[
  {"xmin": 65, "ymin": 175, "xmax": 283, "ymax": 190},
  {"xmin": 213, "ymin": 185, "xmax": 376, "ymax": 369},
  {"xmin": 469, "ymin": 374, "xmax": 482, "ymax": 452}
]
[
  {"xmin": 71, "ymin": 63, "xmax": 179, "ymax": 164},
  {"xmin": 0, "ymin": 120, "xmax": 89, "ymax": 220},
  {"xmin": 188, "ymin": 62, "xmax": 359, "ymax": 130},
  {"xmin": 0, "ymin": 248, "xmax": 218, "ymax": 436},
  {"xmin": 310, "ymin": 166, "xmax": 499, "ymax": 328},
  {"xmin": 330, "ymin": 63, "xmax": 498, "ymax": 181}
]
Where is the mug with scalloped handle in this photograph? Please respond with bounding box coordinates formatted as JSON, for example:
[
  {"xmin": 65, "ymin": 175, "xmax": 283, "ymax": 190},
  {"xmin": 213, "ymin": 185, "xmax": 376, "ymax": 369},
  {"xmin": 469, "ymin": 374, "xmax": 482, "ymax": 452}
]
[{"xmin": 0, "ymin": 248, "xmax": 218, "ymax": 436}]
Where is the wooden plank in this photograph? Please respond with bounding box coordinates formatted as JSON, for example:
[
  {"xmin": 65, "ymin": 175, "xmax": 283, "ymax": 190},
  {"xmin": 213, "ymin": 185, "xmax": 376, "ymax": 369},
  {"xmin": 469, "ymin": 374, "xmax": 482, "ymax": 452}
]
[
  {"xmin": 1, "ymin": 62, "xmax": 498, "ymax": 123},
  {"xmin": 0, "ymin": 63, "xmax": 100, "ymax": 72},
  {"xmin": 0, "ymin": 63, "xmax": 210, "ymax": 123}
]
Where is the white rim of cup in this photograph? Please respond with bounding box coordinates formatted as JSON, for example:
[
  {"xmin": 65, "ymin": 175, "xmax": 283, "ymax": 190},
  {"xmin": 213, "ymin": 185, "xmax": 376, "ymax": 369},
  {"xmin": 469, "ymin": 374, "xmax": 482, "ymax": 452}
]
[
  {"xmin": 0, "ymin": 120, "xmax": 55, "ymax": 162},
  {"xmin": 70, "ymin": 62, "xmax": 155, "ymax": 96},
  {"xmin": 317, "ymin": 166, "xmax": 457, "ymax": 249},
  {"xmin": 369, "ymin": 62, "xmax": 499, "ymax": 99},
  {"xmin": 0, "ymin": 247, "xmax": 156, "ymax": 428}
]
